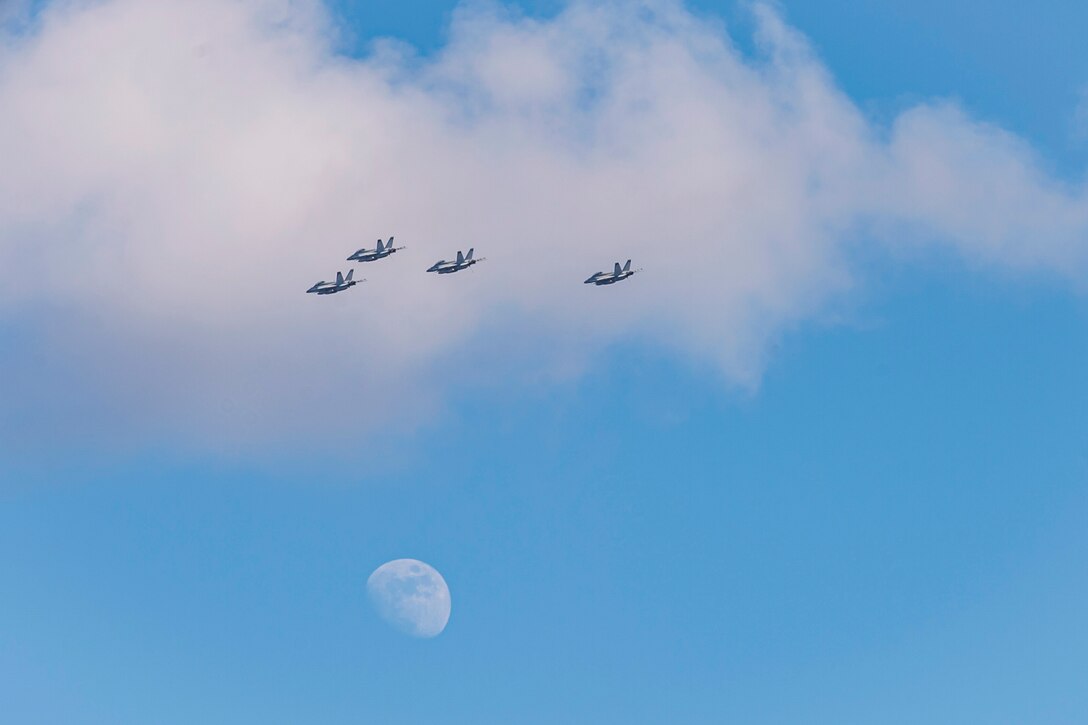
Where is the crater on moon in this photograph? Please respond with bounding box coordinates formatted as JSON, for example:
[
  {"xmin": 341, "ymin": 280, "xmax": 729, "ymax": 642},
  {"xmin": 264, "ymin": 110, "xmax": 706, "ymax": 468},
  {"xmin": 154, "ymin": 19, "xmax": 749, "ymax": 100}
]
[{"xmin": 366, "ymin": 559, "xmax": 451, "ymax": 638}]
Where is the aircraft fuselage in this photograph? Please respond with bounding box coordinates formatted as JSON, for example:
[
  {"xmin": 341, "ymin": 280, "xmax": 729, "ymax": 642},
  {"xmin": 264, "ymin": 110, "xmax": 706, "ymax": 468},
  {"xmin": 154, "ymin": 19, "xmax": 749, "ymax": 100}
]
[
  {"xmin": 434, "ymin": 260, "xmax": 478, "ymax": 274},
  {"xmin": 308, "ymin": 282, "xmax": 356, "ymax": 294},
  {"xmin": 585, "ymin": 271, "xmax": 634, "ymax": 285},
  {"xmin": 348, "ymin": 248, "xmax": 398, "ymax": 262}
]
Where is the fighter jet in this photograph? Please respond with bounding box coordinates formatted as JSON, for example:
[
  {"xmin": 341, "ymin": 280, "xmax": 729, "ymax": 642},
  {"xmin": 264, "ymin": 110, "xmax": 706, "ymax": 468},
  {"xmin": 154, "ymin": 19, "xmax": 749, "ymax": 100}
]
[
  {"xmin": 347, "ymin": 237, "xmax": 404, "ymax": 263},
  {"xmin": 585, "ymin": 260, "xmax": 638, "ymax": 286},
  {"xmin": 427, "ymin": 248, "xmax": 484, "ymax": 274},
  {"xmin": 306, "ymin": 269, "xmax": 361, "ymax": 295}
]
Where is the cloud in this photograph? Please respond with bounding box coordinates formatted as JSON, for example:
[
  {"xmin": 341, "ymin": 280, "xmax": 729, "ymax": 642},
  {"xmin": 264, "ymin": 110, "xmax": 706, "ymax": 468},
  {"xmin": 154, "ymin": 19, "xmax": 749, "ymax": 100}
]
[{"xmin": 0, "ymin": 0, "xmax": 1085, "ymax": 454}]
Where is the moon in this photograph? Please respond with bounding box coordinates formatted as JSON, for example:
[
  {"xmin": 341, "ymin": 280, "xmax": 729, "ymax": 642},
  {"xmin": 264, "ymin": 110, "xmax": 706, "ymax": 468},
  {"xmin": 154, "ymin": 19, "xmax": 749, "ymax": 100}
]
[{"xmin": 366, "ymin": 559, "xmax": 451, "ymax": 638}]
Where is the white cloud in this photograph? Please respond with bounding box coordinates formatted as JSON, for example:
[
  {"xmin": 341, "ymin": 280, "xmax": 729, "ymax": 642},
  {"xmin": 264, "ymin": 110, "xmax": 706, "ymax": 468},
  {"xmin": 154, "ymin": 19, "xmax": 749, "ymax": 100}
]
[{"xmin": 0, "ymin": 0, "xmax": 1085, "ymax": 453}]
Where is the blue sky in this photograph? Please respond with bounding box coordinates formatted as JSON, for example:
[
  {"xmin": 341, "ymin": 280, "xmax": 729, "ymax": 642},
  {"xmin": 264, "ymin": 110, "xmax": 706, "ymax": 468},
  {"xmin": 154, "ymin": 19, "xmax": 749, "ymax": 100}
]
[
  {"xmin": 2, "ymin": 1, "xmax": 1087, "ymax": 723},
  {"xmin": 327, "ymin": 0, "xmax": 1088, "ymax": 168}
]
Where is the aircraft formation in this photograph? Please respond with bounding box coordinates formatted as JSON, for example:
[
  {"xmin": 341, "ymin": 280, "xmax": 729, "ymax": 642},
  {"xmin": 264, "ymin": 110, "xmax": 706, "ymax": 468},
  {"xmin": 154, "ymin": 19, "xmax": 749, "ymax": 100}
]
[{"xmin": 307, "ymin": 236, "xmax": 639, "ymax": 294}]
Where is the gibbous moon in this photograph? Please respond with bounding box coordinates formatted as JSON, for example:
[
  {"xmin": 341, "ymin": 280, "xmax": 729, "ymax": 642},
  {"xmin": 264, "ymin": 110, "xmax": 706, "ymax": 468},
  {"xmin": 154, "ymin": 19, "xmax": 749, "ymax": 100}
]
[{"xmin": 366, "ymin": 559, "xmax": 451, "ymax": 638}]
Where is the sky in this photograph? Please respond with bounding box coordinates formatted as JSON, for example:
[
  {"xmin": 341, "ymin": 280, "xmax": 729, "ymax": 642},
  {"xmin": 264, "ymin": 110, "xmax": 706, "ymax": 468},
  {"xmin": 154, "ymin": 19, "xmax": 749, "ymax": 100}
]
[{"xmin": 1, "ymin": 1, "xmax": 1086, "ymax": 723}]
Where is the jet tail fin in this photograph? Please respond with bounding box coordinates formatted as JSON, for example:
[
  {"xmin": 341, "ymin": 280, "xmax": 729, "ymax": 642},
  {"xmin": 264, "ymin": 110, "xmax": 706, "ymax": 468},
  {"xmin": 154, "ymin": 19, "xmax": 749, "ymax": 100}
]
[
  {"xmin": 465, "ymin": 248, "xmax": 474, "ymax": 261},
  {"xmin": 377, "ymin": 239, "xmax": 385, "ymax": 252},
  {"xmin": 613, "ymin": 262, "xmax": 622, "ymax": 276},
  {"xmin": 456, "ymin": 250, "xmax": 465, "ymax": 264},
  {"xmin": 345, "ymin": 269, "xmax": 354, "ymax": 282},
  {"xmin": 335, "ymin": 271, "xmax": 344, "ymax": 285},
  {"xmin": 623, "ymin": 259, "xmax": 632, "ymax": 272}
]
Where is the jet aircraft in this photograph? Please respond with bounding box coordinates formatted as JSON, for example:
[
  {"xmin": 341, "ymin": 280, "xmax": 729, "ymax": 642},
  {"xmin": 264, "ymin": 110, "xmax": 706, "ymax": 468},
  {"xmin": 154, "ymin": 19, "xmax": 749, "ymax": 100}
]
[
  {"xmin": 307, "ymin": 269, "xmax": 361, "ymax": 295},
  {"xmin": 427, "ymin": 248, "xmax": 483, "ymax": 274},
  {"xmin": 347, "ymin": 237, "xmax": 404, "ymax": 263},
  {"xmin": 585, "ymin": 260, "xmax": 638, "ymax": 286}
]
